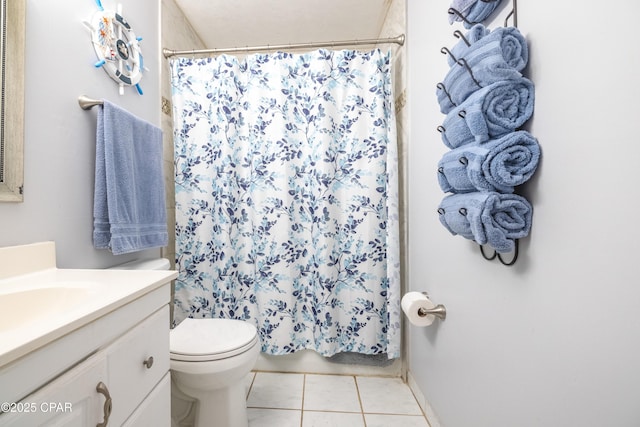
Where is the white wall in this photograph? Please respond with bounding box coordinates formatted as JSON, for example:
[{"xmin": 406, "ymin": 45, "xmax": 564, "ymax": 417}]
[
  {"xmin": 0, "ymin": 0, "xmax": 162, "ymax": 268},
  {"xmin": 407, "ymin": 1, "xmax": 640, "ymax": 426}
]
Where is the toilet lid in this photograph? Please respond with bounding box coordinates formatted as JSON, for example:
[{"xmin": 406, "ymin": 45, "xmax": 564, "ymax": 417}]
[{"xmin": 170, "ymin": 318, "xmax": 258, "ymax": 362}]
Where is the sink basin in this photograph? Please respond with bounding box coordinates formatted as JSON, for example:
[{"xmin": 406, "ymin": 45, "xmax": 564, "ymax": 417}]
[
  {"xmin": 0, "ymin": 285, "xmax": 93, "ymax": 332},
  {"xmin": 0, "ymin": 242, "xmax": 178, "ymax": 369}
]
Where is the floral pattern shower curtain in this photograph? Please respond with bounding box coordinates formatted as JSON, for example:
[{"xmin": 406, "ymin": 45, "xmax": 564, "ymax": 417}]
[{"xmin": 170, "ymin": 49, "xmax": 400, "ymax": 358}]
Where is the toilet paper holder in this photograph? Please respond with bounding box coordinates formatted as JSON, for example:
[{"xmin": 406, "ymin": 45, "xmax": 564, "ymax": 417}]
[{"xmin": 419, "ymin": 292, "xmax": 447, "ymax": 320}]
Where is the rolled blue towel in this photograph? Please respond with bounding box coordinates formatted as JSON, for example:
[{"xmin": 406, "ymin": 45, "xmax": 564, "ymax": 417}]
[
  {"xmin": 438, "ymin": 192, "xmax": 532, "ymax": 253},
  {"xmin": 440, "ymin": 78, "xmax": 535, "ymax": 149},
  {"xmin": 437, "ymin": 26, "xmax": 528, "ymax": 114},
  {"xmin": 448, "ymin": 24, "xmax": 491, "ymax": 66},
  {"xmin": 438, "ymin": 130, "xmax": 540, "ymax": 194},
  {"xmin": 461, "ymin": 0, "xmax": 504, "ymax": 28},
  {"xmin": 448, "ymin": 0, "xmax": 478, "ymax": 25}
]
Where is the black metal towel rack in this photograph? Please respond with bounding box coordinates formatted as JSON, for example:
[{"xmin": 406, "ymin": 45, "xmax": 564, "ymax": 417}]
[{"xmin": 437, "ymin": 0, "xmax": 523, "ymax": 267}]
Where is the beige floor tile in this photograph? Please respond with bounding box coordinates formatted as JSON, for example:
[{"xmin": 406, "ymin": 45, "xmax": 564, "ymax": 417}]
[
  {"xmin": 365, "ymin": 413, "xmax": 430, "ymax": 427},
  {"xmin": 356, "ymin": 376, "xmax": 423, "ymax": 415},
  {"xmin": 247, "ymin": 372, "xmax": 304, "ymax": 409},
  {"xmin": 248, "ymin": 408, "xmax": 301, "ymax": 427},
  {"xmin": 303, "ymin": 374, "xmax": 361, "ymax": 413},
  {"xmin": 302, "ymin": 410, "xmax": 365, "ymax": 427}
]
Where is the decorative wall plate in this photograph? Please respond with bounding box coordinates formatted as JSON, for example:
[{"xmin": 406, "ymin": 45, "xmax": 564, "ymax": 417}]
[{"xmin": 85, "ymin": 1, "xmax": 144, "ymax": 95}]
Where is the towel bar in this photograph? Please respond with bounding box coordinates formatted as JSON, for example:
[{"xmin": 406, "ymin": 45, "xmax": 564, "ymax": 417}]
[{"xmin": 78, "ymin": 95, "xmax": 103, "ymax": 110}]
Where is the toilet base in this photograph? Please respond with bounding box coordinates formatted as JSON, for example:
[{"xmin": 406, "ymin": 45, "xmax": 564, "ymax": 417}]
[
  {"xmin": 170, "ymin": 377, "xmax": 196, "ymax": 427},
  {"xmin": 197, "ymin": 381, "xmax": 248, "ymax": 427},
  {"xmin": 171, "ymin": 374, "xmax": 249, "ymax": 427}
]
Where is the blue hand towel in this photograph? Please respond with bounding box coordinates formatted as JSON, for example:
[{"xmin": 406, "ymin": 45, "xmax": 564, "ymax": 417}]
[
  {"xmin": 440, "ymin": 78, "xmax": 535, "ymax": 149},
  {"xmin": 437, "ymin": 26, "xmax": 529, "ymax": 114},
  {"xmin": 448, "ymin": 24, "xmax": 491, "ymax": 66},
  {"xmin": 93, "ymin": 100, "xmax": 168, "ymax": 255},
  {"xmin": 438, "ymin": 192, "xmax": 532, "ymax": 253},
  {"xmin": 438, "ymin": 130, "xmax": 540, "ymax": 194}
]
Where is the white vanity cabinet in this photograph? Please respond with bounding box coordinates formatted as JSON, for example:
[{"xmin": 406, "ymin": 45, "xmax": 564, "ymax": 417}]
[
  {"xmin": 0, "ymin": 350, "xmax": 108, "ymax": 426},
  {"xmin": 0, "ymin": 279, "xmax": 174, "ymax": 427}
]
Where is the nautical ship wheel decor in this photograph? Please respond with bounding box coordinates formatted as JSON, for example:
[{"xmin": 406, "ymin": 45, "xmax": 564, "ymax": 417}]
[{"xmin": 85, "ymin": 1, "xmax": 145, "ymax": 95}]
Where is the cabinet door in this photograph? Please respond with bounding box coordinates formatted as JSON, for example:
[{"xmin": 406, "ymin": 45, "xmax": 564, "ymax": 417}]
[
  {"xmin": 106, "ymin": 306, "xmax": 170, "ymax": 426},
  {"xmin": 122, "ymin": 372, "xmax": 171, "ymax": 427},
  {"xmin": 0, "ymin": 351, "xmax": 109, "ymax": 427}
]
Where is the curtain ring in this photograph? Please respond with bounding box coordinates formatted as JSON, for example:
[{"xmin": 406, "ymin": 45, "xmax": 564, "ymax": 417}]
[{"xmin": 437, "ymin": 125, "xmax": 446, "ymax": 133}]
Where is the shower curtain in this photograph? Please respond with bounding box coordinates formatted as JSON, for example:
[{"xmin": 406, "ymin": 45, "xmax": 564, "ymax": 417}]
[{"xmin": 170, "ymin": 48, "xmax": 400, "ymax": 358}]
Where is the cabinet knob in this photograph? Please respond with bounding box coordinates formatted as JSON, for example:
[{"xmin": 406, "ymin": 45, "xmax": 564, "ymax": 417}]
[
  {"xmin": 143, "ymin": 356, "xmax": 154, "ymax": 369},
  {"xmin": 96, "ymin": 381, "xmax": 112, "ymax": 427}
]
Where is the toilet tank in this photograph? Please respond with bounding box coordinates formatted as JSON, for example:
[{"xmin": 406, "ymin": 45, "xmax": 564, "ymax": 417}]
[{"xmin": 108, "ymin": 258, "xmax": 171, "ymax": 271}]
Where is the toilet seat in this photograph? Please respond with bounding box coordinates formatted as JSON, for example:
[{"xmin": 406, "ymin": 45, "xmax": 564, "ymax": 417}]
[{"xmin": 170, "ymin": 318, "xmax": 259, "ymax": 362}]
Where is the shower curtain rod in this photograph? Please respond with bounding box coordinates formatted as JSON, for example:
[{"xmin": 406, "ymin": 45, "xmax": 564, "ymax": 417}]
[{"xmin": 162, "ymin": 34, "xmax": 405, "ymax": 58}]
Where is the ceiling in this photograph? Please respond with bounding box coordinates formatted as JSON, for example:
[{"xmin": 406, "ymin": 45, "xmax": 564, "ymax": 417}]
[{"xmin": 173, "ymin": 0, "xmax": 393, "ymax": 49}]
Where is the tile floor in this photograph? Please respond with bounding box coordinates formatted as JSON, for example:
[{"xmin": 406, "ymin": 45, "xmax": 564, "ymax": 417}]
[{"xmin": 245, "ymin": 372, "xmax": 430, "ymax": 427}]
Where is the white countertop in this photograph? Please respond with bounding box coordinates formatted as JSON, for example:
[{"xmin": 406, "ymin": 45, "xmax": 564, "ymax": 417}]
[{"xmin": 0, "ymin": 267, "xmax": 178, "ymax": 367}]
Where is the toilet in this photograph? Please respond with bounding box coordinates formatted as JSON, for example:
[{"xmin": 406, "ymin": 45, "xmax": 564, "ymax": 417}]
[
  {"xmin": 109, "ymin": 258, "xmax": 260, "ymax": 427},
  {"xmin": 170, "ymin": 318, "xmax": 259, "ymax": 427}
]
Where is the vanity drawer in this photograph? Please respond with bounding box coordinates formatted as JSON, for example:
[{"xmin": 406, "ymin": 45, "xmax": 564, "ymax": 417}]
[{"xmin": 106, "ymin": 305, "xmax": 170, "ymax": 426}]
